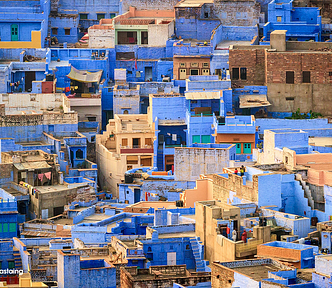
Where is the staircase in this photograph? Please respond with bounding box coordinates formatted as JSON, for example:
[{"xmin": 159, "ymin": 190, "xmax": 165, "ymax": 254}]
[
  {"xmin": 13, "ymin": 249, "xmax": 23, "ymax": 271},
  {"xmin": 296, "ymin": 175, "xmax": 314, "ymax": 210},
  {"xmin": 190, "ymin": 237, "xmax": 206, "ymax": 272},
  {"xmin": 61, "ymin": 145, "xmax": 70, "ymax": 162}
]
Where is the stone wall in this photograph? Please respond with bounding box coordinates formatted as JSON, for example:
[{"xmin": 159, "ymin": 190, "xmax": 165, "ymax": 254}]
[{"xmin": 213, "ymin": 174, "xmax": 259, "ymax": 203}]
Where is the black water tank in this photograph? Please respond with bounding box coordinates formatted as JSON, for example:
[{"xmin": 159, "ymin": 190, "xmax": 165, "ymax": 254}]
[
  {"xmin": 46, "ymin": 74, "xmax": 54, "ymax": 81},
  {"xmin": 125, "ymin": 174, "xmax": 133, "ymax": 183}
]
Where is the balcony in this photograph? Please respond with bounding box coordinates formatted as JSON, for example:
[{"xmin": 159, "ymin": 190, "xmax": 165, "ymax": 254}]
[{"xmin": 120, "ymin": 145, "xmax": 154, "ymax": 154}]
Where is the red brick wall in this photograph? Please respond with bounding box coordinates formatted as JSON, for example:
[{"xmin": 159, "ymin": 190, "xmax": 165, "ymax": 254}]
[
  {"xmin": 229, "ymin": 48, "xmax": 266, "ymax": 87},
  {"xmin": 211, "ymin": 263, "xmax": 234, "ymax": 288},
  {"xmin": 266, "ymin": 52, "xmax": 332, "ymax": 84}
]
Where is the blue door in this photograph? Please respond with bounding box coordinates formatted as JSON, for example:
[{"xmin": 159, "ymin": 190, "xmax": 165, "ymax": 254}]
[{"xmin": 134, "ymin": 189, "xmax": 140, "ymax": 203}]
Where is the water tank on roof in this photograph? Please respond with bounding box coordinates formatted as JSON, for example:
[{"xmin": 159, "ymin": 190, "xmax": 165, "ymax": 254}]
[
  {"xmin": 46, "ymin": 74, "xmax": 54, "ymax": 81},
  {"xmin": 125, "ymin": 174, "xmax": 133, "ymax": 184}
]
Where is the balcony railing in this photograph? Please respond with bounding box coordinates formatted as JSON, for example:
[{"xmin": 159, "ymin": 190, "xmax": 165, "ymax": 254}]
[{"xmin": 120, "ymin": 145, "xmax": 154, "ymax": 154}]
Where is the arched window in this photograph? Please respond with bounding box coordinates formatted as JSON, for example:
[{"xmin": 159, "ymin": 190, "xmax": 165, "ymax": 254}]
[{"xmin": 76, "ymin": 149, "xmax": 83, "ymax": 159}]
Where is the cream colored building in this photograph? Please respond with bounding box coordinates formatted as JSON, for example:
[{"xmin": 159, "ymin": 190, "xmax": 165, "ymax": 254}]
[
  {"xmin": 96, "ymin": 114, "xmax": 155, "ymax": 196},
  {"xmin": 195, "ymin": 200, "xmax": 270, "ymax": 263}
]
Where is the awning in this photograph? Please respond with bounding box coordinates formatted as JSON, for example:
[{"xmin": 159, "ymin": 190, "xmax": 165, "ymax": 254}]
[
  {"xmin": 141, "ymin": 156, "xmax": 152, "ymax": 159},
  {"xmin": 239, "ymin": 94, "xmax": 271, "ymax": 109},
  {"xmin": 67, "ymin": 66, "xmax": 103, "ymax": 83}
]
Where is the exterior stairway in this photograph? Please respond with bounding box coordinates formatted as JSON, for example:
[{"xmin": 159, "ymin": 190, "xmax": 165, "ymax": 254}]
[
  {"xmin": 296, "ymin": 174, "xmax": 314, "ymax": 210},
  {"xmin": 190, "ymin": 237, "xmax": 207, "ymax": 272},
  {"xmin": 13, "ymin": 249, "xmax": 23, "ymax": 270}
]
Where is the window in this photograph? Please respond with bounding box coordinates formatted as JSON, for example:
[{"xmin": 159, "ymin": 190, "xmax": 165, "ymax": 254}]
[
  {"xmin": 97, "ymin": 13, "xmax": 105, "ymax": 20},
  {"xmin": 240, "ymin": 68, "xmax": 247, "ymax": 80},
  {"xmin": 192, "ymin": 135, "xmax": 200, "ymax": 143},
  {"xmin": 329, "ymin": 72, "xmax": 332, "ymax": 77},
  {"xmin": 286, "ymin": 71, "xmax": 294, "ymax": 84},
  {"xmin": 117, "ymin": 31, "xmax": 137, "ymax": 45},
  {"xmin": 285, "ymin": 156, "xmax": 289, "ymax": 164},
  {"xmin": 190, "ymin": 69, "xmax": 199, "ymax": 75},
  {"xmin": 133, "ymin": 138, "xmax": 141, "ymax": 148},
  {"xmin": 9, "ymin": 223, "xmax": 16, "ymax": 233},
  {"xmin": 232, "ymin": 68, "xmax": 239, "ymax": 80},
  {"xmin": 203, "ymin": 63, "xmax": 209, "ymax": 67},
  {"xmin": 122, "ymin": 138, "xmax": 128, "ymax": 147},
  {"xmin": 286, "ymin": 97, "xmax": 294, "ymax": 101},
  {"xmin": 180, "ymin": 63, "xmax": 185, "ymax": 68},
  {"xmin": 127, "ymin": 165, "xmax": 133, "ymax": 170},
  {"xmin": 277, "ymin": 16, "xmax": 282, "ymax": 22},
  {"xmin": 201, "ymin": 135, "xmax": 210, "ymax": 143},
  {"xmin": 204, "ymin": 12, "xmax": 209, "ymax": 18},
  {"xmin": 147, "ymin": 247, "xmax": 152, "ymax": 252},
  {"xmin": 64, "ymin": 28, "xmax": 71, "ymax": 35},
  {"xmin": 127, "ymin": 156, "xmax": 138, "ymax": 165},
  {"xmin": 145, "ymin": 138, "xmax": 152, "ymax": 146},
  {"xmin": 191, "ymin": 63, "xmax": 198, "ymax": 67},
  {"xmin": 186, "ymin": 245, "xmax": 190, "ymax": 249},
  {"xmin": 8, "ymin": 261, "xmax": 15, "ymax": 269},
  {"xmin": 76, "ymin": 149, "xmax": 83, "ymax": 159},
  {"xmin": 3, "ymin": 223, "xmax": 8, "ymax": 233},
  {"xmin": 110, "ymin": 13, "xmax": 116, "ymax": 19},
  {"xmin": 303, "ymin": 71, "xmax": 310, "ymax": 83},
  {"xmin": 141, "ymin": 156, "xmax": 152, "ymax": 166},
  {"xmin": 80, "ymin": 13, "xmax": 88, "ymax": 20},
  {"xmin": 141, "ymin": 31, "xmax": 148, "ymax": 44},
  {"xmin": 52, "ymin": 28, "xmax": 58, "ymax": 35}
]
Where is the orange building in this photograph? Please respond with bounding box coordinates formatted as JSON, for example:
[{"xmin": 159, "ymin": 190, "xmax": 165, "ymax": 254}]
[{"xmin": 213, "ymin": 116, "xmax": 256, "ymax": 159}]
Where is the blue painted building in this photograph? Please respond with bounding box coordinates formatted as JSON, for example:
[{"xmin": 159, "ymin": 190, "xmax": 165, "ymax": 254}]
[
  {"xmin": 263, "ymin": 0, "xmax": 322, "ymax": 41},
  {"xmin": 0, "ymin": 197, "xmax": 18, "ymax": 238},
  {"xmin": 0, "ymin": 0, "xmax": 50, "ymax": 47},
  {"xmin": 58, "ymin": 0, "xmax": 119, "ymax": 35},
  {"xmin": 0, "ymin": 240, "xmax": 22, "ymax": 284},
  {"xmin": 57, "ymin": 250, "xmax": 116, "ymax": 288}
]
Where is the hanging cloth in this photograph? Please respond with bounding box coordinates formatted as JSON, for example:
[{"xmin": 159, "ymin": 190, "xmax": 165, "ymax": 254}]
[
  {"xmin": 38, "ymin": 174, "xmax": 44, "ymax": 181},
  {"xmin": 44, "ymin": 172, "xmax": 51, "ymax": 180}
]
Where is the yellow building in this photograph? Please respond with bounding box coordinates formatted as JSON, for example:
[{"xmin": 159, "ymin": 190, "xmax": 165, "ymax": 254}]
[{"xmin": 96, "ymin": 114, "xmax": 155, "ymax": 196}]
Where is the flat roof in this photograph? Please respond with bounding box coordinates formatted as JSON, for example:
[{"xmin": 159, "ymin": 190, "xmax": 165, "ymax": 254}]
[
  {"xmin": 185, "ymin": 91, "xmax": 221, "ymax": 100},
  {"xmin": 158, "ymin": 231, "xmax": 196, "ymax": 238},
  {"xmin": 176, "ymin": 0, "xmax": 213, "ymax": 8},
  {"xmin": 216, "ymin": 40, "xmax": 252, "ymax": 49},
  {"xmin": 35, "ymin": 185, "xmax": 74, "ymax": 193},
  {"xmin": 309, "ymin": 137, "xmax": 332, "ymax": 147},
  {"xmin": 233, "ymin": 264, "xmax": 280, "ymax": 282},
  {"xmin": 14, "ymin": 161, "xmax": 51, "ymax": 171}
]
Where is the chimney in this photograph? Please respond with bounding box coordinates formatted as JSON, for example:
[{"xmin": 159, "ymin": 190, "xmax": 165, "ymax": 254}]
[{"xmin": 270, "ymin": 30, "xmax": 287, "ymax": 52}]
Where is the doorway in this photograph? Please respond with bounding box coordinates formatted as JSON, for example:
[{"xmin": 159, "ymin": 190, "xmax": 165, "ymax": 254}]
[
  {"xmin": 179, "ymin": 69, "xmax": 186, "ymax": 80},
  {"xmin": 11, "ymin": 24, "xmax": 18, "ymax": 41},
  {"xmin": 25, "ymin": 71, "xmax": 36, "ymax": 92},
  {"xmin": 134, "ymin": 189, "xmax": 140, "ymax": 203},
  {"xmin": 145, "ymin": 67, "xmax": 152, "ymax": 81},
  {"xmin": 167, "ymin": 252, "xmax": 176, "ymax": 265}
]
